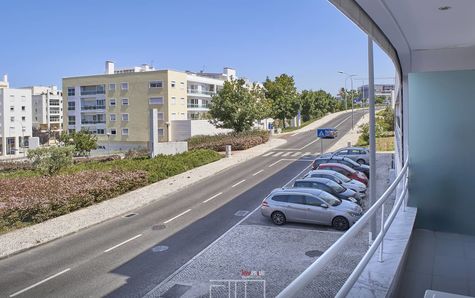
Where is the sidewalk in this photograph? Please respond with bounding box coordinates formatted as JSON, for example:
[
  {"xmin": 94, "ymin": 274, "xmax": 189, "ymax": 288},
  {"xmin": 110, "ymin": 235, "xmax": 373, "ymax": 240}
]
[{"xmin": 0, "ymin": 110, "xmax": 354, "ymax": 259}]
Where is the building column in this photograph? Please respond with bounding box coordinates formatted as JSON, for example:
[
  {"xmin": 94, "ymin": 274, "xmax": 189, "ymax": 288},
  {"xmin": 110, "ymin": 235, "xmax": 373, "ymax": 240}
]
[{"xmin": 1, "ymin": 136, "xmax": 5, "ymax": 156}]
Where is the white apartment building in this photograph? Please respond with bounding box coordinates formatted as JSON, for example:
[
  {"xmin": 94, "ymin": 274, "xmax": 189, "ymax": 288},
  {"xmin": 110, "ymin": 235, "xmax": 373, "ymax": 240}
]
[
  {"xmin": 23, "ymin": 86, "xmax": 63, "ymax": 132},
  {"xmin": 0, "ymin": 75, "xmax": 33, "ymax": 156}
]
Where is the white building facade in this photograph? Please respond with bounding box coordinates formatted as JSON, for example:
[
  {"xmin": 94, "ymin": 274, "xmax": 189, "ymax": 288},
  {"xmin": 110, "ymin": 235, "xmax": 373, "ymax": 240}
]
[
  {"xmin": 25, "ymin": 86, "xmax": 63, "ymax": 132},
  {"xmin": 0, "ymin": 75, "xmax": 33, "ymax": 156}
]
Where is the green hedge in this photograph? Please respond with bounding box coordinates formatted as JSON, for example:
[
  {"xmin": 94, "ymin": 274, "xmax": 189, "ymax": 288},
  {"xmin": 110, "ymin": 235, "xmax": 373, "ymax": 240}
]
[{"xmin": 188, "ymin": 130, "xmax": 270, "ymax": 151}]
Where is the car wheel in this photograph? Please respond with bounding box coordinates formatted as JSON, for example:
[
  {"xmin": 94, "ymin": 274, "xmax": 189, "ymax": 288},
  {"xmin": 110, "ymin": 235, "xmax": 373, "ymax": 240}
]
[
  {"xmin": 332, "ymin": 216, "xmax": 349, "ymax": 231},
  {"xmin": 356, "ymin": 159, "xmax": 366, "ymax": 165},
  {"xmin": 271, "ymin": 211, "xmax": 286, "ymax": 225}
]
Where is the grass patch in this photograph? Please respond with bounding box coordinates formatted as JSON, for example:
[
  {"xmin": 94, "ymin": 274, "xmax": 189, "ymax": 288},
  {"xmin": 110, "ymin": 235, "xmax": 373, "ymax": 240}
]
[
  {"xmin": 188, "ymin": 130, "xmax": 270, "ymax": 151},
  {"xmin": 0, "ymin": 149, "xmax": 221, "ymax": 233},
  {"xmin": 356, "ymin": 134, "xmax": 395, "ymax": 151}
]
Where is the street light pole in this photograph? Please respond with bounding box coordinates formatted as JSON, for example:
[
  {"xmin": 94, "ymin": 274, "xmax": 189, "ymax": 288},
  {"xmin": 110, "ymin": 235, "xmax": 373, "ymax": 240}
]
[
  {"xmin": 338, "ymin": 71, "xmax": 357, "ymax": 130},
  {"xmin": 106, "ymin": 132, "xmax": 111, "ymax": 155}
]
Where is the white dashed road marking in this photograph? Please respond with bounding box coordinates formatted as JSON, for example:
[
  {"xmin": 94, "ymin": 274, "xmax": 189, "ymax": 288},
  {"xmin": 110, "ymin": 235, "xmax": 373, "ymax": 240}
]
[
  {"xmin": 104, "ymin": 234, "xmax": 143, "ymax": 253},
  {"xmin": 252, "ymin": 170, "xmax": 264, "ymax": 176},
  {"xmin": 203, "ymin": 192, "xmax": 223, "ymax": 203},
  {"xmin": 231, "ymin": 179, "xmax": 246, "ymax": 188},
  {"xmin": 164, "ymin": 209, "xmax": 192, "ymax": 224},
  {"xmin": 9, "ymin": 268, "xmax": 71, "ymax": 297}
]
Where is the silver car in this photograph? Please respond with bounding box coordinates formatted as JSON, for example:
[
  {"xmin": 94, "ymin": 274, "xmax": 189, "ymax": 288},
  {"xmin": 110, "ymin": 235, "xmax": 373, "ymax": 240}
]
[
  {"xmin": 304, "ymin": 169, "xmax": 367, "ymax": 199},
  {"xmin": 323, "ymin": 147, "xmax": 370, "ymax": 165},
  {"xmin": 261, "ymin": 188, "xmax": 363, "ymax": 230},
  {"xmin": 293, "ymin": 178, "xmax": 360, "ymax": 204}
]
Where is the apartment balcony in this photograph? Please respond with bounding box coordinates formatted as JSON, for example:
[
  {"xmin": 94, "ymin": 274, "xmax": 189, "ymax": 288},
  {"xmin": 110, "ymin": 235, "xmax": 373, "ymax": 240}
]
[
  {"xmin": 187, "ymin": 103, "xmax": 209, "ymax": 110},
  {"xmin": 81, "ymin": 120, "xmax": 106, "ymax": 125},
  {"xmin": 81, "ymin": 105, "xmax": 106, "ymax": 111},
  {"xmin": 187, "ymin": 89, "xmax": 216, "ymax": 97}
]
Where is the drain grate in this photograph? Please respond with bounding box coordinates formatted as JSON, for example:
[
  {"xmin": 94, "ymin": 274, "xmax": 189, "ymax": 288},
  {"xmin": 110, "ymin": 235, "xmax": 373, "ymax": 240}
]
[
  {"xmin": 234, "ymin": 210, "xmax": 250, "ymax": 217},
  {"xmin": 152, "ymin": 224, "xmax": 166, "ymax": 231},
  {"xmin": 123, "ymin": 213, "xmax": 137, "ymax": 218},
  {"xmin": 305, "ymin": 250, "xmax": 323, "ymax": 258},
  {"xmin": 152, "ymin": 245, "xmax": 169, "ymax": 252}
]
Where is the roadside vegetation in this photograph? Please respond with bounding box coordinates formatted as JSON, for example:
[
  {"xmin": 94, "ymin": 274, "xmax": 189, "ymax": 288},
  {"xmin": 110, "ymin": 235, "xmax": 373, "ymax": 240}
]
[
  {"xmin": 0, "ymin": 149, "xmax": 221, "ymax": 233},
  {"xmin": 357, "ymin": 106, "xmax": 395, "ymax": 151},
  {"xmin": 188, "ymin": 130, "xmax": 270, "ymax": 151}
]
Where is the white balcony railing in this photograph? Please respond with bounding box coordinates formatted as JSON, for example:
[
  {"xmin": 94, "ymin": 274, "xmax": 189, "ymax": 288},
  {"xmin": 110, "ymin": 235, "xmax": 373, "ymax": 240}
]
[
  {"xmin": 187, "ymin": 89, "xmax": 216, "ymax": 96},
  {"xmin": 278, "ymin": 160, "xmax": 409, "ymax": 298}
]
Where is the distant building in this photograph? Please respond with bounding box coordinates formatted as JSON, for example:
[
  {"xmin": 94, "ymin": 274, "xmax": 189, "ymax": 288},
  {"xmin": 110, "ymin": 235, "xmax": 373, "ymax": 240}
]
[
  {"xmin": 22, "ymin": 86, "xmax": 63, "ymax": 132},
  {"xmin": 63, "ymin": 61, "xmax": 237, "ymax": 152},
  {"xmin": 358, "ymin": 84, "xmax": 395, "ymax": 99},
  {"xmin": 0, "ymin": 75, "xmax": 33, "ymax": 156}
]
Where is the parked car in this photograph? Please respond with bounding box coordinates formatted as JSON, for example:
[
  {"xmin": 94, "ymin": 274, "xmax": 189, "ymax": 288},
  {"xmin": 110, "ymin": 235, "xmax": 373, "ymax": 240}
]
[
  {"xmin": 293, "ymin": 178, "xmax": 360, "ymax": 204},
  {"xmin": 261, "ymin": 188, "xmax": 363, "ymax": 230},
  {"xmin": 304, "ymin": 170, "xmax": 367, "ymax": 199},
  {"xmin": 317, "ymin": 163, "xmax": 368, "ymax": 186},
  {"xmin": 312, "ymin": 155, "xmax": 370, "ymax": 178},
  {"xmin": 327, "ymin": 147, "xmax": 370, "ymax": 165}
]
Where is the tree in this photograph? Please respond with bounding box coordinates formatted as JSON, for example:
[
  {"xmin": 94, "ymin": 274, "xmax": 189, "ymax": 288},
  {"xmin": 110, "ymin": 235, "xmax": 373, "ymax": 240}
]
[
  {"xmin": 208, "ymin": 79, "xmax": 264, "ymax": 132},
  {"xmin": 27, "ymin": 146, "xmax": 74, "ymax": 176},
  {"xmin": 263, "ymin": 74, "xmax": 299, "ymax": 128},
  {"xmin": 59, "ymin": 130, "xmax": 97, "ymax": 156},
  {"xmin": 299, "ymin": 90, "xmax": 342, "ymax": 121}
]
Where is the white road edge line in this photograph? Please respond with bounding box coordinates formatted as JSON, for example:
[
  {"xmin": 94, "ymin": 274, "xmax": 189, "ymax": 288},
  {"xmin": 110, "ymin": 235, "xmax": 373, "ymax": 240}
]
[
  {"xmin": 252, "ymin": 170, "xmax": 264, "ymax": 176},
  {"xmin": 231, "ymin": 179, "xmax": 246, "ymax": 188},
  {"xmin": 9, "ymin": 268, "xmax": 71, "ymax": 297},
  {"xmin": 143, "ymin": 163, "xmax": 313, "ymax": 298},
  {"xmin": 104, "ymin": 234, "xmax": 143, "ymax": 253},
  {"xmin": 163, "ymin": 209, "xmax": 192, "ymax": 224},
  {"xmin": 268, "ymin": 160, "xmax": 282, "ymax": 167},
  {"xmin": 203, "ymin": 192, "xmax": 223, "ymax": 203}
]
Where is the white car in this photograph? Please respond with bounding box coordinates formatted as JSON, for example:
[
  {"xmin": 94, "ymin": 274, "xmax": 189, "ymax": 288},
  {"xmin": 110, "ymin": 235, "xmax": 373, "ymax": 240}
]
[{"xmin": 304, "ymin": 169, "xmax": 367, "ymax": 199}]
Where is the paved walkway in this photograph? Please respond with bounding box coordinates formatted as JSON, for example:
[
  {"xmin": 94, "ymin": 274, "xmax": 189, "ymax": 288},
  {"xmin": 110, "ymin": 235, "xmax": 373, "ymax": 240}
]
[{"xmin": 0, "ymin": 111, "xmax": 355, "ymax": 259}]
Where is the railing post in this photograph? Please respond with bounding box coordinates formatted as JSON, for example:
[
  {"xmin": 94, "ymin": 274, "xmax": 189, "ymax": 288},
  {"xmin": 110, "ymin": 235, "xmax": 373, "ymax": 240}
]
[
  {"xmin": 379, "ymin": 204, "xmax": 384, "ymax": 262},
  {"xmin": 403, "ymin": 174, "xmax": 408, "ymax": 212}
]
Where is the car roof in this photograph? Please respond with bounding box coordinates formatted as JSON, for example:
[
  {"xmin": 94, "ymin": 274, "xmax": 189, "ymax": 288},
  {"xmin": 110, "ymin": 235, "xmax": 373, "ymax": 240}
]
[
  {"xmin": 270, "ymin": 187, "xmax": 323, "ymax": 196},
  {"xmin": 307, "ymin": 169, "xmax": 339, "ymax": 176},
  {"xmin": 318, "ymin": 163, "xmax": 355, "ymax": 171},
  {"xmin": 295, "ymin": 177, "xmax": 332, "ymax": 184},
  {"xmin": 338, "ymin": 146, "xmax": 368, "ymax": 151}
]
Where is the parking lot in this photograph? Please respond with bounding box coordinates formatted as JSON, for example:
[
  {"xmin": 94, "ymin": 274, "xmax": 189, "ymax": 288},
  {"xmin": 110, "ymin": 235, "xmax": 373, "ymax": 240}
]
[{"xmin": 147, "ymin": 152, "xmax": 394, "ymax": 298}]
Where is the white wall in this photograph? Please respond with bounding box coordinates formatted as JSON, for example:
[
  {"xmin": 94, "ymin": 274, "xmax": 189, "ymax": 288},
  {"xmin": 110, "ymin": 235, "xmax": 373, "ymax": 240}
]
[{"xmin": 190, "ymin": 120, "xmax": 232, "ymax": 136}]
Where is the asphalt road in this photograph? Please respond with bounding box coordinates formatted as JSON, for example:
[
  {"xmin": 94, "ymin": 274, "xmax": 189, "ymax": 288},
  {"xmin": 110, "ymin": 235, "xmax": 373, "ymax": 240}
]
[{"xmin": 0, "ymin": 110, "xmax": 365, "ymax": 298}]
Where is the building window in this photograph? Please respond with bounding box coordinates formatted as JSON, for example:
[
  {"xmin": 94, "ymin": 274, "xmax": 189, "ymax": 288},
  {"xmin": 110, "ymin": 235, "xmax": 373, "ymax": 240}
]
[
  {"xmin": 157, "ymin": 128, "xmax": 164, "ymax": 136},
  {"xmin": 80, "ymin": 85, "xmax": 105, "ymax": 95},
  {"xmin": 21, "ymin": 106, "xmax": 25, "ymax": 111},
  {"xmin": 171, "ymin": 81, "xmax": 176, "ymax": 88},
  {"xmin": 171, "ymin": 97, "xmax": 176, "ymax": 105},
  {"xmin": 121, "ymin": 82, "xmax": 128, "ymax": 90},
  {"xmin": 97, "ymin": 129, "xmax": 105, "ymax": 135},
  {"xmin": 110, "ymin": 114, "xmax": 116, "ymax": 121},
  {"xmin": 68, "ymin": 101, "xmax": 75, "ymax": 110},
  {"xmin": 110, "ymin": 128, "xmax": 117, "ymax": 135},
  {"xmin": 180, "ymin": 82, "xmax": 185, "ymax": 89},
  {"xmin": 68, "ymin": 116, "xmax": 76, "ymax": 125},
  {"xmin": 180, "ymin": 112, "xmax": 185, "ymax": 118},
  {"xmin": 10, "ymin": 116, "xmax": 14, "ymax": 122},
  {"xmin": 121, "ymin": 113, "xmax": 129, "ymax": 121},
  {"xmin": 122, "ymin": 128, "xmax": 129, "ymax": 135},
  {"xmin": 109, "ymin": 98, "xmax": 116, "ymax": 106},
  {"xmin": 171, "ymin": 112, "xmax": 177, "ymax": 120},
  {"xmin": 67, "ymin": 87, "xmax": 75, "ymax": 96},
  {"xmin": 10, "ymin": 106, "xmax": 14, "ymax": 112},
  {"xmin": 121, "ymin": 98, "xmax": 129, "ymax": 105},
  {"xmin": 21, "ymin": 116, "xmax": 26, "ymax": 121},
  {"xmin": 157, "ymin": 112, "xmax": 164, "ymax": 120},
  {"xmin": 149, "ymin": 97, "xmax": 163, "ymax": 105},
  {"xmin": 180, "ymin": 97, "xmax": 185, "ymax": 105},
  {"xmin": 149, "ymin": 80, "xmax": 163, "ymax": 88},
  {"xmin": 109, "ymin": 83, "xmax": 116, "ymax": 91}
]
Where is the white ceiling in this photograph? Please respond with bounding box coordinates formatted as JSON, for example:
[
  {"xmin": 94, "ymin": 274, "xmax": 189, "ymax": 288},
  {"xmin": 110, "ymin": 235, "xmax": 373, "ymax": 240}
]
[{"xmin": 355, "ymin": 0, "xmax": 475, "ymax": 72}]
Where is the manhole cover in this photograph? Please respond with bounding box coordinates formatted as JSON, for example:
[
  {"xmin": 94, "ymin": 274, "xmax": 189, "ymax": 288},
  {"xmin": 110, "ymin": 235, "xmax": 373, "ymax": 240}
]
[
  {"xmin": 123, "ymin": 213, "xmax": 137, "ymax": 218},
  {"xmin": 152, "ymin": 245, "xmax": 169, "ymax": 252},
  {"xmin": 234, "ymin": 210, "xmax": 249, "ymax": 217},
  {"xmin": 152, "ymin": 224, "xmax": 166, "ymax": 230},
  {"xmin": 305, "ymin": 250, "xmax": 323, "ymax": 258}
]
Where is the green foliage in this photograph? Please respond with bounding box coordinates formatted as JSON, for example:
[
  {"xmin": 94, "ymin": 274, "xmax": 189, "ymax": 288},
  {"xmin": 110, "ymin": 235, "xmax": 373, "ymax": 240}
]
[
  {"xmin": 188, "ymin": 130, "xmax": 270, "ymax": 151},
  {"xmin": 59, "ymin": 130, "xmax": 98, "ymax": 156},
  {"xmin": 208, "ymin": 79, "xmax": 267, "ymax": 132},
  {"xmin": 299, "ymin": 90, "xmax": 343, "ymax": 122},
  {"xmin": 263, "ymin": 74, "xmax": 299, "ymax": 127},
  {"xmin": 27, "ymin": 146, "xmax": 74, "ymax": 176},
  {"xmin": 378, "ymin": 106, "xmax": 395, "ymax": 131},
  {"xmin": 376, "ymin": 96, "xmax": 386, "ymax": 104}
]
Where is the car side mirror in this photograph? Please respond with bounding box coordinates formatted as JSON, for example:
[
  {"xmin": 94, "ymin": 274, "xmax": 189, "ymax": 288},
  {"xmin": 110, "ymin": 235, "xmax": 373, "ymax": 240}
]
[{"xmin": 321, "ymin": 203, "xmax": 329, "ymax": 208}]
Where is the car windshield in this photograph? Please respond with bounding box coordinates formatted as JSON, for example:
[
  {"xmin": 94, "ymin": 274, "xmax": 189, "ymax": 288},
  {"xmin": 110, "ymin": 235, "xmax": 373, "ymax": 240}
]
[
  {"xmin": 332, "ymin": 171, "xmax": 351, "ymax": 182},
  {"xmin": 328, "ymin": 181, "xmax": 346, "ymax": 193},
  {"xmin": 319, "ymin": 191, "xmax": 341, "ymax": 206}
]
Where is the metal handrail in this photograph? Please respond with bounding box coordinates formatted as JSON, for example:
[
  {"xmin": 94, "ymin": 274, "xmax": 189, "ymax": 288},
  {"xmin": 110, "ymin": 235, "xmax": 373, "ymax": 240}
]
[{"xmin": 277, "ymin": 160, "xmax": 409, "ymax": 298}]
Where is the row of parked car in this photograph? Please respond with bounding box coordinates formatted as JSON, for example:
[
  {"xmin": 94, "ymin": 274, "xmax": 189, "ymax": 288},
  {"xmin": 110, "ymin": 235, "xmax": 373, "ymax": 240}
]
[{"xmin": 261, "ymin": 147, "xmax": 371, "ymax": 231}]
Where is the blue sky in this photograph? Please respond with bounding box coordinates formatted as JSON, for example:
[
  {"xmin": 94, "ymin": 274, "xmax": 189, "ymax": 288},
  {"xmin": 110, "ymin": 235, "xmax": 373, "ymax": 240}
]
[{"xmin": 0, "ymin": 0, "xmax": 395, "ymax": 95}]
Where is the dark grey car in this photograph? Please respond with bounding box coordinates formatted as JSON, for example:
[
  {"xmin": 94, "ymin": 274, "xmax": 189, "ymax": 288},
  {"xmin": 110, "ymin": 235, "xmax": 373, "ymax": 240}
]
[
  {"xmin": 312, "ymin": 155, "xmax": 370, "ymax": 178},
  {"xmin": 260, "ymin": 188, "xmax": 363, "ymax": 230},
  {"xmin": 293, "ymin": 178, "xmax": 360, "ymax": 205}
]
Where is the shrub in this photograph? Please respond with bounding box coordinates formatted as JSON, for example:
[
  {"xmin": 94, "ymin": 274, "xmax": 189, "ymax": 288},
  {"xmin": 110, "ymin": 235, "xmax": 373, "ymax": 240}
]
[
  {"xmin": 358, "ymin": 122, "xmax": 385, "ymax": 145},
  {"xmin": 0, "ymin": 161, "xmax": 34, "ymax": 172},
  {"xmin": 188, "ymin": 130, "xmax": 270, "ymax": 151},
  {"xmin": 73, "ymin": 154, "xmax": 122, "ymax": 164},
  {"xmin": 0, "ymin": 170, "xmax": 148, "ymax": 232},
  {"xmin": 27, "ymin": 146, "xmax": 74, "ymax": 176},
  {"xmin": 125, "ymin": 148, "xmax": 150, "ymax": 159}
]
